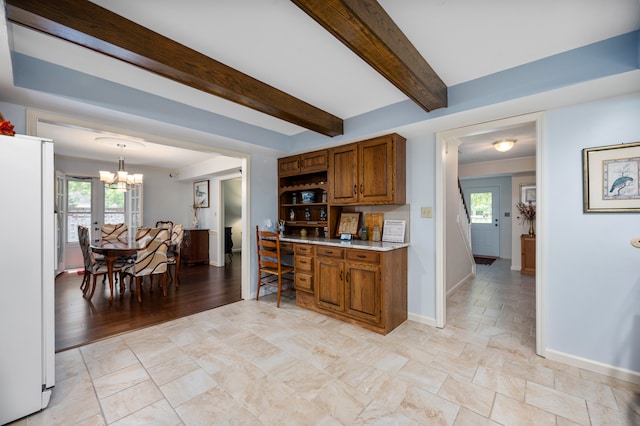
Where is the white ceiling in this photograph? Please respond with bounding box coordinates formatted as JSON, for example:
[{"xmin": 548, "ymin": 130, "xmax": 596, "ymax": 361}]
[{"xmin": 2, "ymin": 0, "xmax": 639, "ymax": 168}]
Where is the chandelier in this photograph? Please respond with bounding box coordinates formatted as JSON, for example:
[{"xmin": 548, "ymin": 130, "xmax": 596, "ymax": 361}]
[{"xmin": 98, "ymin": 141, "xmax": 143, "ymax": 192}]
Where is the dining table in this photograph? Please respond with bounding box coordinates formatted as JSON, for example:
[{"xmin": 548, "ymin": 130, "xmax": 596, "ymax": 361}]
[{"xmin": 90, "ymin": 240, "xmax": 137, "ymax": 302}]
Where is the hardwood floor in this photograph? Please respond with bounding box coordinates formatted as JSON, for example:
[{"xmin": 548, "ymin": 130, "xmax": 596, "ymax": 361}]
[{"xmin": 55, "ymin": 254, "xmax": 242, "ymax": 352}]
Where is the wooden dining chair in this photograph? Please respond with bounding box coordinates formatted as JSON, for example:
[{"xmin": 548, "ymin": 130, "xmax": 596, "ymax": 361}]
[
  {"xmin": 120, "ymin": 228, "xmax": 170, "ymax": 302},
  {"xmin": 167, "ymin": 224, "xmax": 184, "ymax": 287},
  {"xmin": 101, "ymin": 223, "xmax": 128, "ymax": 242},
  {"xmin": 256, "ymin": 226, "xmax": 294, "ymax": 307},
  {"xmin": 78, "ymin": 225, "xmax": 122, "ymax": 300}
]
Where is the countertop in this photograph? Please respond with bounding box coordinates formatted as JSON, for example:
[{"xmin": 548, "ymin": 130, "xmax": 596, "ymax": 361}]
[{"xmin": 279, "ymin": 235, "xmax": 408, "ymax": 252}]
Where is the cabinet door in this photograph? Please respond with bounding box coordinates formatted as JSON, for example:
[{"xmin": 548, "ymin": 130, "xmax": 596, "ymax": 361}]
[
  {"xmin": 300, "ymin": 150, "xmax": 328, "ymax": 173},
  {"xmin": 328, "ymin": 144, "xmax": 358, "ymax": 204},
  {"xmin": 345, "ymin": 262, "xmax": 381, "ymax": 324},
  {"xmin": 278, "ymin": 155, "xmax": 300, "ymax": 177},
  {"xmin": 315, "ymin": 257, "xmax": 345, "ymax": 312},
  {"xmin": 358, "ymin": 137, "xmax": 393, "ymax": 203}
]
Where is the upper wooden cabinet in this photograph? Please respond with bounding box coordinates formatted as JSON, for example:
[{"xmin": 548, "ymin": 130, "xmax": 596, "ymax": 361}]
[
  {"xmin": 328, "ymin": 133, "xmax": 406, "ymax": 205},
  {"xmin": 278, "ymin": 149, "xmax": 328, "ymax": 177}
]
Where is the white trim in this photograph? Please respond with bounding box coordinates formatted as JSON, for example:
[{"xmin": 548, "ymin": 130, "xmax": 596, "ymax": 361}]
[
  {"xmin": 546, "ymin": 349, "xmax": 640, "ymax": 386},
  {"xmin": 447, "ymin": 271, "xmax": 474, "ymax": 298},
  {"xmin": 534, "ymin": 114, "xmax": 546, "ymax": 357},
  {"xmin": 435, "ymin": 136, "xmax": 446, "ymax": 328},
  {"xmin": 407, "ymin": 315, "xmax": 437, "ymax": 328}
]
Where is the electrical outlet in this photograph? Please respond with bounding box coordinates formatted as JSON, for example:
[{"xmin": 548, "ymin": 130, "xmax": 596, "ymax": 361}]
[{"xmin": 421, "ymin": 206, "xmax": 432, "ymax": 218}]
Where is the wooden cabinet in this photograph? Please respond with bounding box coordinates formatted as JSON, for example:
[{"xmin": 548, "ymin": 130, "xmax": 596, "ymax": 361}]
[
  {"xmin": 294, "ymin": 244, "xmax": 314, "ymax": 293},
  {"xmin": 328, "ymin": 133, "xmax": 406, "ymax": 205},
  {"xmin": 295, "ymin": 243, "xmax": 406, "ymax": 334},
  {"xmin": 521, "ymin": 235, "xmax": 536, "ymax": 275},
  {"xmin": 315, "ymin": 246, "xmax": 346, "ymax": 312},
  {"xmin": 278, "ymin": 150, "xmax": 328, "ymax": 177},
  {"xmin": 182, "ymin": 229, "xmax": 209, "ymax": 266}
]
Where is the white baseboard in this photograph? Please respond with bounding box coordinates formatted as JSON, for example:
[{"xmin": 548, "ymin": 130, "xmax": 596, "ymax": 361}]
[
  {"xmin": 447, "ymin": 272, "xmax": 474, "ymax": 298},
  {"xmin": 408, "ymin": 313, "xmax": 437, "ymax": 328},
  {"xmin": 546, "ymin": 349, "xmax": 640, "ymax": 385}
]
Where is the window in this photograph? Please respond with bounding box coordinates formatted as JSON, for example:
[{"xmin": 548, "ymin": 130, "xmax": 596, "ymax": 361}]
[
  {"xmin": 104, "ymin": 186, "xmax": 125, "ymax": 225},
  {"xmin": 470, "ymin": 192, "xmax": 492, "ymax": 224},
  {"xmin": 67, "ymin": 179, "xmax": 92, "ymax": 242}
]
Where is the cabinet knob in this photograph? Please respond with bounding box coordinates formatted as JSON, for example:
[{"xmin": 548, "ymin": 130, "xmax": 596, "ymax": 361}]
[
  {"xmin": 360, "ymin": 184, "xmax": 363, "ymax": 194},
  {"xmin": 353, "ymin": 185, "xmax": 357, "ymax": 194}
]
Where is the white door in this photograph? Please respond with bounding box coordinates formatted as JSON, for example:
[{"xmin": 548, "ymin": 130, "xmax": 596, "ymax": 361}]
[{"xmin": 469, "ymin": 186, "xmax": 500, "ymax": 257}]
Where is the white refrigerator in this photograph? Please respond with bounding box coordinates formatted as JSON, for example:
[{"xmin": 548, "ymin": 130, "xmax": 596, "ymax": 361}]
[{"xmin": 0, "ymin": 134, "xmax": 55, "ymax": 424}]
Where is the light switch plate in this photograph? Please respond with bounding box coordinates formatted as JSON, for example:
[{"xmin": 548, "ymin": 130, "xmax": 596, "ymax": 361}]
[{"xmin": 421, "ymin": 206, "xmax": 432, "ymax": 218}]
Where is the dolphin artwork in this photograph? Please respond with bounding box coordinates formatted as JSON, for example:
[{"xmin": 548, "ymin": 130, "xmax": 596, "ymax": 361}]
[{"xmin": 609, "ymin": 175, "xmax": 634, "ymax": 196}]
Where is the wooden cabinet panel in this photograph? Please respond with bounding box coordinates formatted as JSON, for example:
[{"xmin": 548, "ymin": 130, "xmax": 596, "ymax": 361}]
[
  {"xmin": 315, "ymin": 256, "xmax": 345, "ymax": 312},
  {"xmin": 182, "ymin": 229, "xmax": 209, "ymax": 265},
  {"xmin": 521, "ymin": 235, "xmax": 536, "ymax": 275},
  {"xmin": 345, "ymin": 261, "xmax": 380, "ymax": 324},
  {"xmin": 294, "ymin": 244, "xmax": 313, "ymax": 293},
  {"xmin": 328, "ymin": 134, "xmax": 406, "ymax": 205},
  {"xmin": 328, "ymin": 144, "xmax": 358, "ymax": 204},
  {"xmin": 278, "ymin": 150, "xmax": 328, "ymax": 177}
]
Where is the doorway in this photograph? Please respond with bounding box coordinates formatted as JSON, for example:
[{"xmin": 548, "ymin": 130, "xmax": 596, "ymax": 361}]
[{"xmin": 435, "ymin": 111, "xmax": 545, "ymax": 356}]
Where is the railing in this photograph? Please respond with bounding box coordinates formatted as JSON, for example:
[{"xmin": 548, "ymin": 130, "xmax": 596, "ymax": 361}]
[{"xmin": 458, "ymin": 180, "xmax": 472, "ymax": 253}]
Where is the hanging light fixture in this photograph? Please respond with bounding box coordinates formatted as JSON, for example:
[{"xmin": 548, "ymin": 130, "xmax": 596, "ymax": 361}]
[
  {"xmin": 493, "ymin": 139, "xmax": 516, "ymax": 152},
  {"xmin": 98, "ymin": 141, "xmax": 143, "ymax": 192}
]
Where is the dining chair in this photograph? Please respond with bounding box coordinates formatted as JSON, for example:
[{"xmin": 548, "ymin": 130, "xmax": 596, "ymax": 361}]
[
  {"xmin": 120, "ymin": 228, "xmax": 170, "ymax": 302},
  {"xmin": 101, "ymin": 223, "xmax": 128, "ymax": 242},
  {"xmin": 256, "ymin": 226, "xmax": 294, "ymax": 307},
  {"xmin": 78, "ymin": 225, "xmax": 122, "ymax": 300},
  {"xmin": 155, "ymin": 221, "xmax": 174, "ymax": 232},
  {"xmin": 167, "ymin": 224, "xmax": 184, "ymax": 287}
]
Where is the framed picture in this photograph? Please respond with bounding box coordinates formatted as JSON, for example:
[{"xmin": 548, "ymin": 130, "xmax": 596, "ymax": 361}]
[
  {"xmin": 193, "ymin": 180, "xmax": 210, "ymax": 208},
  {"xmin": 520, "ymin": 184, "xmax": 536, "ymax": 205},
  {"xmin": 336, "ymin": 212, "xmax": 361, "ymax": 237},
  {"xmin": 583, "ymin": 141, "xmax": 640, "ymax": 212},
  {"xmin": 381, "ymin": 219, "xmax": 406, "ymax": 243}
]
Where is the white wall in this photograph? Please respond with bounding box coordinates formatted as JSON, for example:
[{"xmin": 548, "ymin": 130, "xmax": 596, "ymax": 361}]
[
  {"xmin": 545, "ymin": 92, "xmax": 640, "ymax": 374},
  {"xmin": 223, "ymin": 177, "xmax": 242, "ymax": 252}
]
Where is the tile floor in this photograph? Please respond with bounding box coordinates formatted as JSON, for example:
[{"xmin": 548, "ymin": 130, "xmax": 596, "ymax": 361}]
[{"xmin": 11, "ymin": 259, "xmax": 640, "ymax": 425}]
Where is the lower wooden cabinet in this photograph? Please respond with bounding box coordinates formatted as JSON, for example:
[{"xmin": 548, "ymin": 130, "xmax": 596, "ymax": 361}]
[
  {"xmin": 521, "ymin": 234, "xmax": 536, "ymax": 275},
  {"xmin": 294, "ymin": 244, "xmax": 314, "ymax": 293},
  {"xmin": 295, "ymin": 243, "xmax": 407, "ymax": 335},
  {"xmin": 182, "ymin": 229, "xmax": 209, "ymax": 266}
]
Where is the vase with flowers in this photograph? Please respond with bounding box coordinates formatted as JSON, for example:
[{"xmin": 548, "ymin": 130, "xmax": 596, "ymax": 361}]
[
  {"xmin": 191, "ymin": 203, "xmax": 200, "ymax": 229},
  {"xmin": 0, "ymin": 113, "xmax": 15, "ymax": 136},
  {"xmin": 516, "ymin": 201, "xmax": 536, "ymax": 236}
]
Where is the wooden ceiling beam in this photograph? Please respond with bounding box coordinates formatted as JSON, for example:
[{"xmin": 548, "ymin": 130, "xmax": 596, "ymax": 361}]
[
  {"xmin": 292, "ymin": 0, "xmax": 447, "ymax": 112},
  {"xmin": 6, "ymin": 0, "xmax": 344, "ymax": 136}
]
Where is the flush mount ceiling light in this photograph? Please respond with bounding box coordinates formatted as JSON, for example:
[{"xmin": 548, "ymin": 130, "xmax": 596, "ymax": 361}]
[
  {"xmin": 493, "ymin": 139, "xmax": 516, "ymax": 152},
  {"xmin": 98, "ymin": 139, "xmax": 143, "ymax": 192}
]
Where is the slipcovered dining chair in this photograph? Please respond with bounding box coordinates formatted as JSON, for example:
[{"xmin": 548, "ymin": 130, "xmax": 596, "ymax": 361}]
[
  {"xmin": 167, "ymin": 224, "xmax": 184, "ymax": 287},
  {"xmin": 155, "ymin": 221, "xmax": 173, "ymax": 232},
  {"xmin": 120, "ymin": 228, "xmax": 170, "ymax": 303},
  {"xmin": 101, "ymin": 223, "xmax": 128, "ymax": 243},
  {"xmin": 256, "ymin": 226, "xmax": 294, "ymax": 307},
  {"xmin": 78, "ymin": 225, "xmax": 122, "ymax": 300}
]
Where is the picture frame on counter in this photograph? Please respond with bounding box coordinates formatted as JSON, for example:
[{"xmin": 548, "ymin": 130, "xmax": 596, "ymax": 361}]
[
  {"xmin": 336, "ymin": 212, "xmax": 361, "ymax": 237},
  {"xmin": 382, "ymin": 219, "xmax": 406, "ymax": 243}
]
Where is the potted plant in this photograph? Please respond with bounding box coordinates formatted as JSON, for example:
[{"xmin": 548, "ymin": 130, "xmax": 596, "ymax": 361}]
[{"xmin": 516, "ymin": 201, "xmax": 536, "ymax": 236}]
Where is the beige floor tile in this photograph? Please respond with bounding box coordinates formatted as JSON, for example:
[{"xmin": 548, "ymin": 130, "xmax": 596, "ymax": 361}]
[
  {"xmin": 438, "ymin": 376, "xmax": 496, "ymax": 417},
  {"xmin": 473, "ymin": 364, "xmax": 526, "ymax": 401},
  {"xmin": 93, "ymin": 363, "xmax": 150, "ymax": 399},
  {"xmin": 99, "ymin": 379, "xmax": 163, "ymax": 424},
  {"xmin": 160, "ymin": 368, "xmax": 217, "ymax": 408},
  {"xmin": 22, "ymin": 259, "xmax": 640, "ymax": 425},
  {"xmin": 400, "ymin": 385, "xmax": 460, "ymax": 424},
  {"xmin": 397, "ymin": 359, "xmax": 448, "ymax": 393},
  {"xmin": 491, "ymin": 393, "xmax": 556, "ymax": 425},
  {"xmin": 110, "ymin": 399, "xmax": 181, "ymax": 425},
  {"xmin": 453, "ymin": 407, "xmax": 501, "ymax": 425},
  {"xmin": 525, "ymin": 381, "xmax": 590, "ymax": 425}
]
